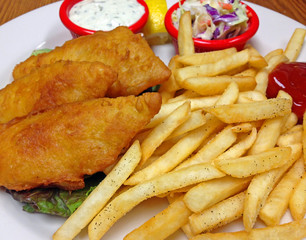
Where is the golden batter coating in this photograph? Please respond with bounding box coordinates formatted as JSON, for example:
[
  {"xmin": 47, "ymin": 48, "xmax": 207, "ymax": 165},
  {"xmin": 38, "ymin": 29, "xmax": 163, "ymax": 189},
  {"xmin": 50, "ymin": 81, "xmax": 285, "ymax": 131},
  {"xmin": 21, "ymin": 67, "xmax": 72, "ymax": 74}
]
[
  {"xmin": 0, "ymin": 60, "xmax": 117, "ymax": 123},
  {"xmin": 13, "ymin": 27, "xmax": 171, "ymax": 97},
  {"xmin": 0, "ymin": 92, "xmax": 161, "ymax": 191}
]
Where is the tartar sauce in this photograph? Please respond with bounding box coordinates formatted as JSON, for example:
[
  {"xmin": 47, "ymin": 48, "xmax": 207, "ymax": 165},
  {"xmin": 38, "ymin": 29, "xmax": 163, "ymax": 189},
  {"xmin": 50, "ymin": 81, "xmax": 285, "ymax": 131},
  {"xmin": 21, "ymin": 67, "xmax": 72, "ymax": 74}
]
[{"xmin": 69, "ymin": 0, "xmax": 145, "ymax": 31}]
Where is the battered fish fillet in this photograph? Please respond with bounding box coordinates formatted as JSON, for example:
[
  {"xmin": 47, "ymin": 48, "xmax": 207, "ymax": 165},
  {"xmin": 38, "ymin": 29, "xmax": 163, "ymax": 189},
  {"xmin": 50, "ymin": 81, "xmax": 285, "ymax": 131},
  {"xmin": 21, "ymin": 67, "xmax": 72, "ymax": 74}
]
[
  {"xmin": 13, "ymin": 27, "xmax": 171, "ymax": 97},
  {"xmin": 0, "ymin": 60, "xmax": 117, "ymax": 124},
  {"xmin": 0, "ymin": 92, "xmax": 161, "ymax": 191}
]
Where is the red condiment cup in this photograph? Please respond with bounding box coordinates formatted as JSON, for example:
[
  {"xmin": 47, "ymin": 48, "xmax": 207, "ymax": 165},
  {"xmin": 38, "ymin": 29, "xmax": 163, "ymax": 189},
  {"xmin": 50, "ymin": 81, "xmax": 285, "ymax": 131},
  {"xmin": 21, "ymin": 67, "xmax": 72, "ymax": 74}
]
[
  {"xmin": 164, "ymin": 0, "xmax": 259, "ymax": 52},
  {"xmin": 59, "ymin": 0, "xmax": 149, "ymax": 38}
]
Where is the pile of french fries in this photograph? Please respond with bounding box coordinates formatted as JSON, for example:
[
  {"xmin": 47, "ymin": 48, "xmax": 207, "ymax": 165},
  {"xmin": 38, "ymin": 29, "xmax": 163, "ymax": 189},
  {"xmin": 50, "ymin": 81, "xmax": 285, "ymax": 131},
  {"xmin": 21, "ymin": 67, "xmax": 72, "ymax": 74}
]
[{"xmin": 53, "ymin": 12, "xmax": 306, "ymax": 240}]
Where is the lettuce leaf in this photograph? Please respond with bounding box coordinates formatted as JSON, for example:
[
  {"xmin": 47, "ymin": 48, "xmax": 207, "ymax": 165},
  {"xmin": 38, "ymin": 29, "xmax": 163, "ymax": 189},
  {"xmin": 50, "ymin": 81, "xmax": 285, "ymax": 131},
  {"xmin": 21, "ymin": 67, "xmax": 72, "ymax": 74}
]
[
  {"xmin": 31, "ymin": 48, "xmax": 52, "ymax": 56},
  {"xmin": 7, "ymin": 172, "xmax": 105, "ymax": 217}
]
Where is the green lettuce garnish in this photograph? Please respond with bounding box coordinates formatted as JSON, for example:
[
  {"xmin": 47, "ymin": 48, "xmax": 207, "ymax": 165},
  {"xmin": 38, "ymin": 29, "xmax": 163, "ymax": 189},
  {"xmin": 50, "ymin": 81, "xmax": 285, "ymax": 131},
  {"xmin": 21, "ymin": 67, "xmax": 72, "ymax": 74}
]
[
  {"xmin": 31, "ymin": 48, "xmax": 52, "ymax": 56},
  {"xmin": 8, "ymin": 172, "xmax": 105, "ymax": 217}
]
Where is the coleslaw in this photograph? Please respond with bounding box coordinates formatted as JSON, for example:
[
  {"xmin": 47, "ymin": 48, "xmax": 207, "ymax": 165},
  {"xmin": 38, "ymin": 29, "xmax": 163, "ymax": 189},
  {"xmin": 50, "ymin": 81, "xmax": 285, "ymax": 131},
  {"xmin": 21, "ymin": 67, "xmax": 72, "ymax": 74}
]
[{"xmin": 172, "ymin": 0, "xmax": 250, "ymax": 40}]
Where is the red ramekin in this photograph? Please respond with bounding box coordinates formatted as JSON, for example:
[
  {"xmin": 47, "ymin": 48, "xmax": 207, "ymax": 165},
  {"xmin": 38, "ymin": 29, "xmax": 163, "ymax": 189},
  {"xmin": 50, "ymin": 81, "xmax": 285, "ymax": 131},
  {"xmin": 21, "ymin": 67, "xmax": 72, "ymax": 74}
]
[
  {"xmin": 165, "ymin": 1, "xmax": 259, "ymax": 52},
  {"xmin": 59, "ymin": 0, "xmax": 149, "ymax": 38}
]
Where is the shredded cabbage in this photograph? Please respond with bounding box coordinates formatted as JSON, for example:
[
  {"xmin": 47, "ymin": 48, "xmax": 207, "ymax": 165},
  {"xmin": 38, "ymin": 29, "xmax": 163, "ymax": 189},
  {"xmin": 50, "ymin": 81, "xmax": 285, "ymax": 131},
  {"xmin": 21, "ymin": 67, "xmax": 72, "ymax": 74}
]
[{"xmin": 172, "ymin": 0, "xmax": 249, "ymax": 40}]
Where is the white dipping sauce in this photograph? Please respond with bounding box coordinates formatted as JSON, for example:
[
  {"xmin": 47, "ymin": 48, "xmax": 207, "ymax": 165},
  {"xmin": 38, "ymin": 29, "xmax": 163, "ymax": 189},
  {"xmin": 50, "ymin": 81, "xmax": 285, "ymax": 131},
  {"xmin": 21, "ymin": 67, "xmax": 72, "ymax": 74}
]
[{"xmin": 69, "ymin": 0, "xmax": 145, "ymax": 31}]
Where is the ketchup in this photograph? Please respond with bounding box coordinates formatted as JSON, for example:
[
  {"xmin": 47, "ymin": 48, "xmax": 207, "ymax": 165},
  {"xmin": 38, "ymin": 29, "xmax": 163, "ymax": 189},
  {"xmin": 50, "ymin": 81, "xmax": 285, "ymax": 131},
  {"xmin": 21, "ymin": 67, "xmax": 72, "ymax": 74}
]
[{"xmin": 267, "ymin": 62, "xmax": 306, "ymax": 121}]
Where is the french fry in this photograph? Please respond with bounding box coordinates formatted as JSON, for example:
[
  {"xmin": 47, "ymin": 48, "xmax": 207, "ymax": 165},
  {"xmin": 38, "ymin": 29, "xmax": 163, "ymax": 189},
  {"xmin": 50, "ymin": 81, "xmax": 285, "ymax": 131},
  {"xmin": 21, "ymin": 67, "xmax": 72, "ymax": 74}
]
[
  {"xmin": 53, "ymin": 140, "xmax": 141, "ymax": 240},
  {"xmin": 166, "ymin": 191, "xmax": 184, "ymax": 203},
  {"xmin": 284, "ymin": 28, "xmax": 306, "ymax": 62},
  {"xmin": 254, "ymin": 53, "xmax": 289, "ymax": 93},
  {"xmin": 204, "ymin": 98, "xmax": 292, "ymax": 124},
  {"xmin": 125, "ymin": 122, "xmax": 221, "ymax": 185},
  {"xmin": 124, "ymin": 196, "xmax": 192, "ymax": 240},
  {"xmin": 132, "ymin": 129, "xmax": 151, "ymax": 145},
  {"xmin": 265, "ymin": 53, "xmax": 289, "ymax": 71},
  {"xmin": 213, "ymin": 81, "xmax": 239, "ymax": 105},
  {"xmin": 264, "ymin": 48, "xmax": 283, "ymax": 62},
  {"xmin": 243, "ymin": 144, "xmax": 302, "ymax": 231},
  {"xmin": 303, "ymin": 112, "xmax": 306, "ymax": 164},
  {"xmin": 140, "ymin": 101, "xmax": 191, "ymax": 166},
  {"xmin": 180, "ymin": 95, "xmax": 220, "ymax": 108},
  {"xmin": 281, "ymin": 112, "xmax": 298, "ymax": 133},
  {"xmin": 289, "ymin": 172, "xmax": 306, "ymax": 220},
  {"xmin": 152, "ymin": 135, "xmax": 182, "ymax": 156},
  {"xmin": 191, "ymin": 219, "xmax": 306, "ymax": 240},
  {"xmin": 177, "ymin": 11, "xmax": 194, "ymax": 56},
  {"xmin": 102, "ymin": 162, "xmax": 116, "ymax": 175},
  {"xmin": 277, "ymin": 124, "xmax": 303, "ymax": 147},
  {"xmin": 184, "ymin": 176, "xmax": 251, "ymax": 213},
  {"xmin": 237, "ymin": 90, "xmax": 267, "ymax": 103},
  {"xmin": 234, "ymin": 67, "xmax": 257, "ymax": 77},
  {"xmin": 248, "ymin": 91, "xmax": 291, "ymax": 154},
  {"xmin": 176, "ymin": 125, "xmax": 237, "ymax": 170},
  {"xmin": 176, "ymin": 47, "xmax": 237, "ymax": 66},
  {"xmin": 174, "ymin": 49, "xmax": 250, "ymax": 81},
  {"xmin": 146, "ymin": 96, "xmax": 219, "ymax": 128},
  {"xmin": 223, "ymin": 63, "xmax": 248, "ymax": 75},
  {"xmin": 255, "ymin": 68, "xmax": 269, "ymax": 94},
  {"xmin": 181, "ymin": 223, "xmax": 196, "ymax": 239},
  {"xmin": 166, "ymin": 192, "xmax": 194, "ymax": 238},
  {"xmin": 178, "ymin": 75, "xmax": 256, "ymax": 96},
  {"xmin": 214, "ymin": 147, "xmax": 292, "ymax": 178},
  {"xmin": 167, "ymin": 109, "xmax": 206, "ymax": 140},
  {"xmin": 215, "ymin": 127, "xmax": 257, "ymax": 160},
  {"xmin": 88, "ymin": 163, "xmax": 225, "ymax": 240},
  {"xmin": 169, "ymin": 82, "xmax": 238, "ymax": 162},
  {"xmin": 161, "ymin": 185, "xmax": 195, "ymax": 198},
  {"xmin": 135, "ymin": 155, "xmax": 160, "ymax": 172},
  {"xmin": 248, "ymin": 219, "xmax": 306, "ymax": 240},
  {"xmin": 248, "ymin": 116, "xmax": 287, "ymax": 154},
  {"xmin": 231, "ymin": 123, "xmax": 254, "ymax": 133},
  {"xmin": 259, "ymin": 157, "xmax": 305, "ymax": 226},
  {"xmin": 160, "ymin": 90, "xmax": 175, "ymax": 104},
  {"xmin": 167, "ymin": 90, "xmax": 201, "ymax": 103},
  {"xmin": 245, "ymin": 44, "xmax": 268, "ymax": 69},
  {"xmin": 169, "ymin": 80, "xmax": 238, "ymax": 116},
  {"xmin": 189, "ymin": 191, "xmax": 246, "ymax": 235},
  {"xmin": 190, "ymin": 231, "xmax": 248, "ymax": 240},
  {"xmin": 159, "ymin": 55, "xmax": 182, "ymax": 94}
]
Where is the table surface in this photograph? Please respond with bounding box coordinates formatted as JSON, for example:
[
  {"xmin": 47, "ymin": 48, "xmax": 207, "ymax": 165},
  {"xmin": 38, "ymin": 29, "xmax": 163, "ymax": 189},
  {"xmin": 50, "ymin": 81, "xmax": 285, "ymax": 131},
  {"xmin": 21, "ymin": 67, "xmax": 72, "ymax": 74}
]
[{"xmin": 0, "ymin": 0, "xmax": 305, "ymax": 26}]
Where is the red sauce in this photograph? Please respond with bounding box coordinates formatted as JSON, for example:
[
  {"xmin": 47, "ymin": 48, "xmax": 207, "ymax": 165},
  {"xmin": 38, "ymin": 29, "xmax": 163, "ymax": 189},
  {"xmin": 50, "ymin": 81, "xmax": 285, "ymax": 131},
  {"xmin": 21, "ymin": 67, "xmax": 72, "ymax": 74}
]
[{"xmin": 267, "ymin": 62, "xmax": 306, "ymax": 121}]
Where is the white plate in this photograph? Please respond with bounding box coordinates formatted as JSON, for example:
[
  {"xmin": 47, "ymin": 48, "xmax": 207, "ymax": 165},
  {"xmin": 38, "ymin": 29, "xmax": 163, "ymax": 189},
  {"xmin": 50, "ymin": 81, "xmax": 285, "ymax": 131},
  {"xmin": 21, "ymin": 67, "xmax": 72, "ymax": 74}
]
[{"xmin": 0, "ymin": 1, "xmax": 305, "ymax": 240}]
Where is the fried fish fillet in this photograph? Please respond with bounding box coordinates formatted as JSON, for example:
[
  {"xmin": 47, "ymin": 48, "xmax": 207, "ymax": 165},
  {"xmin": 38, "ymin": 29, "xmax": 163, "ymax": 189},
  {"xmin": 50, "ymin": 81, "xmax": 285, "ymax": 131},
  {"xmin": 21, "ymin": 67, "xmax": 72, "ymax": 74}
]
[
  {"xmin": 0, "ymin": 92, "xmax": 161, "ymax": 191},
  {"xmin": 13, "ymin": 27, "xmax": 171, "ymax": 97},
  {"xmin": 0, "ymin": 60, "xmax": 117, "ymax": 124}
]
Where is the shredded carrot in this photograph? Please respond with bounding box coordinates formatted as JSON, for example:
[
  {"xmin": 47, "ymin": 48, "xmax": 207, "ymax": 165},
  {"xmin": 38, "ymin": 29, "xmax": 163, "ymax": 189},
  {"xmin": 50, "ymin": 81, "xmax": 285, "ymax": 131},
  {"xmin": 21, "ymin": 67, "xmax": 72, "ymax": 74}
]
[
  {"xmin": 247, "ymin": 11, "xmax": 253, "ymax": 18},
  {"xmin": 221, "ymin": 2, "xmax": 233, "ymax": 10}
]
